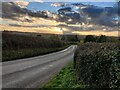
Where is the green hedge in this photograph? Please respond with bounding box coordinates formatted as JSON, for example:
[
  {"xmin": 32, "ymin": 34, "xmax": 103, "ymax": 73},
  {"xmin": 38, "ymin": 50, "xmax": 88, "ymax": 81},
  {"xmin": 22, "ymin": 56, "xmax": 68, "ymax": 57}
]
[
  {"xmin": 2, "ymin": 31, "xmax": 67, "ymax": 61},
  {"xmin": 2, "ymin": 31, "xmax": 65, "ymax": 50},
  {"xmin": 74, "ymin": 42, "xmax": 119, "ymax": 88}
]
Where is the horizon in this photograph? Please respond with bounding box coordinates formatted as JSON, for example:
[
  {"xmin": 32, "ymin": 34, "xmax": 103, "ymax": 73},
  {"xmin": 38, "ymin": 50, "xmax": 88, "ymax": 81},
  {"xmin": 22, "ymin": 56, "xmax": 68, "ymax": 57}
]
[{"xmin": 1, "ymin": 1, "xmax": 119, "ymax": 36}]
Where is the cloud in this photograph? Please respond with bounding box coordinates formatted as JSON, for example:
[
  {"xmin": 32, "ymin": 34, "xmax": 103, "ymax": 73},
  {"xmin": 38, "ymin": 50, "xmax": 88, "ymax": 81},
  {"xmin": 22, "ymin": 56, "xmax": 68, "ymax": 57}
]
[
  {"xmin": 2, "ymin": 0, "xmax": 23, "ymax": 2},
  {"xmin": 2, "ymin": 0, "xmax": 117, "ymax": 2},
  {"xmin": 25, "ymin": 0, "xmax": 43, "ymax": 2},
  {"xmin": 14, "ymin": 1, "xmax": 29, "ymax": 8},
  {"xmin": 2, "ymin": 0, "xmax": 43, "ymax": 2}
]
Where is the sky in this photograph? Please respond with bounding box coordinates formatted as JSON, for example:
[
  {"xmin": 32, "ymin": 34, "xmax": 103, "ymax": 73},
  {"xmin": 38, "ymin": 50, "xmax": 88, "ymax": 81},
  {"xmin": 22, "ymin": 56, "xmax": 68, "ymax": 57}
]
[
  {"xmin": 3, "ymin": 0, "xmax": 118, "ymax": 2},
  {"xmin": 25, "ymin": 0, "xmax": 117, "ymax": 2},
  {"xmin": 27, "ymin": 2, "xmax": 117, "ymax": 12},
  {"xmin": 1, "ymin": 0, "xmax": 119, "ymax": 36}
]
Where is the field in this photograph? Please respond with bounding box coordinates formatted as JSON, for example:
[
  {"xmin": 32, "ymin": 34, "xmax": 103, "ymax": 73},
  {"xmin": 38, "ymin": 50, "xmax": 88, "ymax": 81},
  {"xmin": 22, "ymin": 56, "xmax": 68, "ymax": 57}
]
[{"xmin": 2, "ymin": 31, "xmax": 67, "ymax": 62}]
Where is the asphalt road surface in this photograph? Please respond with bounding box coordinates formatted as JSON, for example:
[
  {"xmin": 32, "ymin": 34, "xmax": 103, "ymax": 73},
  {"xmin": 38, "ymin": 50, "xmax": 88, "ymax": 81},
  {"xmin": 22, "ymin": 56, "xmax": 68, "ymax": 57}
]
[{"xmin": 2, "ymin": 45, "xmax": 77, "ymax": 89}]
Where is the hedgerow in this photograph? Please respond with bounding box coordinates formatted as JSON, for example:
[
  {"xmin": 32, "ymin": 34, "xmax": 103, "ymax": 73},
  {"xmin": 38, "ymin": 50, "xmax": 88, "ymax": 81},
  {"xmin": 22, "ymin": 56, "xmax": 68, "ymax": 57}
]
[
  {"xmin": 74, "ymin": 42, "xmax": 119, "ymax": 88},
  {"xmin": 2, "ymin": 31, "xmax": 66, "ymax": 61}
]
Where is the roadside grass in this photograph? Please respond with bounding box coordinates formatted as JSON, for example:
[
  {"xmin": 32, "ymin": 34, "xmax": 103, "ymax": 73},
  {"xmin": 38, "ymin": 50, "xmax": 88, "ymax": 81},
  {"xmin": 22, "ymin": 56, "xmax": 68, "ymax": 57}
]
[
  {"xmin": 2, "ymin": 45, "xmax": 69, "ymax": 62},
  {"xmin": 42, "ymin": 61, "xmax": 86, "ymax": 88}
]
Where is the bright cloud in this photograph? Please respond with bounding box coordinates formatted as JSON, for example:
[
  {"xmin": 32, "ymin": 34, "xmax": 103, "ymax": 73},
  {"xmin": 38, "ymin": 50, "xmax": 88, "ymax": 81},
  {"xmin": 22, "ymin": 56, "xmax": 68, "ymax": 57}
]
[
  {"xmin": 14, "ymin": 1, "xmax": 29, "ymax": 8},
  {"xmin": 2, "ymin": 0, "xmax": 117, "ymax": 2},
  {"xmin": 26, "ymin": 0, "xmax": 43, "ymax": 2},
  {"xmin": 2, "ymin": 0, "xmax": 23, "ymax": 2}
]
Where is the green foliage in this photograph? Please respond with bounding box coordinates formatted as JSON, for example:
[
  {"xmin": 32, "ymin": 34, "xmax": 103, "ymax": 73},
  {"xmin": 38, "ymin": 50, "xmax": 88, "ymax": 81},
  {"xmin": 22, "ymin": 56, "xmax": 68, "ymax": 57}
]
[
  {"xmin": 97, "ymin": 35, "xmax": 107, "ymax": 43},
  {"xmin": 2, "ymin": 31, "xmax": 67, "ymax": 61},
  {"xmin": 2, "ymin": 46, "xmax": 69, "ymax": 62},
  {"xmin": 2, "ymin": 31, "xmax": 65, "ymax": 50},
  {"xmin": 84, "ymin": 35, "xmax": 118, "ymax": 43},
  {"xmin": 61, "ymin": 35, "xmax": 79, "ymax": 42},
  {"xmin": 74, "ymin": 42, "xmax": 119, "ymax": 88},
  {"xmin": 50, "ymin": 35, "xmax": 63, "ymax": 47},
  {"xmin": 84, "ymin": 35, "xmax": 96, "ymax": 43},
  {"xmin": 42, "ymin": 62, "xmax": 86, "ymax": 88}
]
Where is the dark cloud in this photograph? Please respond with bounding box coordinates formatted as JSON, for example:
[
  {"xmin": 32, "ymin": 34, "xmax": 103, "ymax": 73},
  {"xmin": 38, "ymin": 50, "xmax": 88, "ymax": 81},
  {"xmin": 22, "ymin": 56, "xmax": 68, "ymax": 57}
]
[
  {"xmin": 82, "ymin": 6, "xmax": 104, "ymax": 18},
  {"xmin": 57, "ymin": 3, "xmax": 119, "ymax": 27}
]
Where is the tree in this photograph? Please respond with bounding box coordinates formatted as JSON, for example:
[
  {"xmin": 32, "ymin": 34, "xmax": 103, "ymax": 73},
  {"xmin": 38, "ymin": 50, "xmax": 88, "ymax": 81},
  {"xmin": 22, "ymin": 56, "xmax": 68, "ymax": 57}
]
[
  {"xmin": 97, "ymin": 35, "xmax": 107, "ymax": 43},
  {"xmin": 84, "ymin": 35, "xmax": 96, "ymax": 43},
  {"xmin": 61, "ymin": 35, "xmax": 79, "ymax": 42}
]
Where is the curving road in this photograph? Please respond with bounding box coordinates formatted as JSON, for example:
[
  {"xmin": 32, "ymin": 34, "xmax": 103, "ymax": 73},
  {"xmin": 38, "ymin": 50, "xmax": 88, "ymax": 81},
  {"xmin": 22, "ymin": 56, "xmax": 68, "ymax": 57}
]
[{"xmin": 2, "ymin": 45, "xmax": 77, "ymax": 89}]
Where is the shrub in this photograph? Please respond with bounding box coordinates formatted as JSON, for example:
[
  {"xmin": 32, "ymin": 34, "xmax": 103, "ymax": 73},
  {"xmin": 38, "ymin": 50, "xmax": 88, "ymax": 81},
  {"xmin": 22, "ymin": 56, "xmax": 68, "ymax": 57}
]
[
  {"xmin": 2, "ymin": 31, "xmax": 65, "ymax": 50},
  {"xmin": 74, "ymin": 42, "xmax": 119, "ymax": 88},
  {"xmin": 84, "ymin": 35, "xmax": 96, "ymax": 43},
  {"xmin": 97, "ymin": 35, "xmax": 107, "ymax": 43},
  {"xmin": 61, "ymin": 35, "xmax": 79, "ymax": 42},
  {"xmin": 2, "ymin": 31, "xmax": 67, "ymax": 61}
]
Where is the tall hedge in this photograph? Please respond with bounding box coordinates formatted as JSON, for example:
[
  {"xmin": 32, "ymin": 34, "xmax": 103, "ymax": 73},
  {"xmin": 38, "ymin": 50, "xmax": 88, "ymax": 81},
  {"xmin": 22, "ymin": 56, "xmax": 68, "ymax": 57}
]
[
  {"xmin": 2, "ymin": 31, "xmax": 65, "ymax": 50},
  {"xmin": 74, "ymin": 42, "xmax": 119, "ymax": 88}
]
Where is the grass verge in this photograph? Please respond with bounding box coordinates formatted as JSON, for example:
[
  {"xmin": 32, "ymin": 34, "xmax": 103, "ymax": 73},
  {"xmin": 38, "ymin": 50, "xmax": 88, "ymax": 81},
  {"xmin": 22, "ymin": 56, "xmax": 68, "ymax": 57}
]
[
  {"xmin": 2, "ymin": 45, "xmax": 70, "ymax": 62},
  {"xmin": 42, "ymin": 61, "xmax": 86, "ymax": 88}
]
